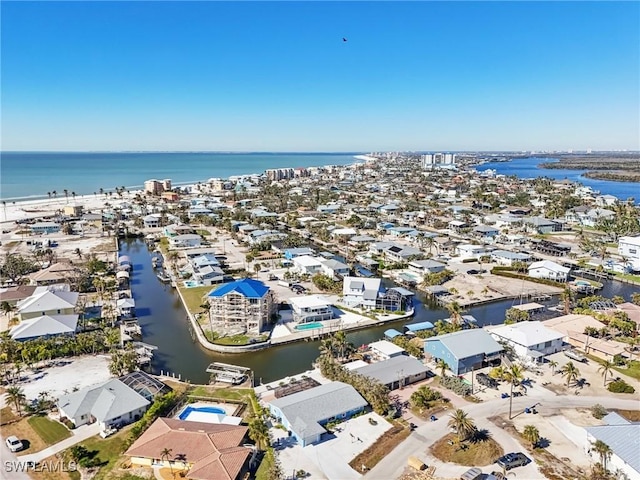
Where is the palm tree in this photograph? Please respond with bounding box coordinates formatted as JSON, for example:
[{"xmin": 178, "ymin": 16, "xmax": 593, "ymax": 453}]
[
  {"xmin": 447, "ymin": 409, "xmax": 476, "ymax": 442},
  {"xmin": 561, "ymin": 361, "xmax": 580, "ymax": 387},
  {"xmin": 248, "ymin": 417, "xmax": 270, "ymax": 450},
  {"xmin": 436, "ymin": 359, "xmax": 448, "ymax": 377},
  {"xmin": 523, "ymin": 424, "xmax": 540, "ymax": 448},
  {"xmin": 598, "ymin": 360, "xmax": 614, "ymax": 386},
  {"xmin": 6, "ymin": 386, "xmax": 26, "ymax": 416},
  {"xmin": 446, "ymin": 301, "xmax": 464, "ymax": 326},
  {"xmin": 504, "ymin": 364, "xmax": 524, "ymax": 419},
  {"xmin": 591, "ymin": 439, "xmax": 612, "ymax": 471},
  {"xmin": 160, "ymin": 447, "xmax": 173, "ymax": 473},
  {"xmin": 548, "ymin": 360, "xmax": 558, "ymax": 375}
]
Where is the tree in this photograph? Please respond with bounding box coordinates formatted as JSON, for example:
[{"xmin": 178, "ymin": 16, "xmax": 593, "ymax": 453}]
[
  {"xmin": 248, "ymin": 417, "xmax": 270, "ymax": 450},
  {"xmin": 504, "ymin": 364, "xmax": 524, "ymax": 419},
  {"xmin": 160, "ymin": 447, "xmax": 173, "ymax": 473},
  {"xmin": 446, "ymin": 301, "xmax": 464, "ymax": 326},
  {"xmin": 523, "ymin": 424, "xmax": 540, "ymax": 448},
  {"xmin": 1, "ymin": 254, "xmax": 37, "ymax": 284},
  {"xmin": 591, "ymin": 439, "xmax": 612, "ymax": 471},
  {"xmin": 598, "ymin": 360, "xmax": 614, "ymax": 386},
  {"xmin": 505, "ymin": 307, "xmax": 529, "ymax": 324},
  {"xmin": 436, "ymin": 359, "xmax": 448, "ymax": 377},
  {"xmin": 548, "ymin": 360, "xmax": 558, "ymax": 375},
  {"xmin": 447, "ymin": 409, "xmax": 476, "ymax": 442},
  {"xmin": 6, "ymin": 386, "xmax": 26, "ymax": 416},
  {"xmin": 632, "ymin": 292, "xmax": 640, "ymax": 306},
  {"xmin": 561, "ymin": 361, "xmax": 580, "ymax": 387}
]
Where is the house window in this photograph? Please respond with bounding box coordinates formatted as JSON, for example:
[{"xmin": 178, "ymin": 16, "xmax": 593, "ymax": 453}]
[
  {"xmin": 544, "ymin": 341, "xmax": 552, "ymax": 348},
  {"xmin": 630, "ymin": 249, "xmax": 637, "ymax": 254}
]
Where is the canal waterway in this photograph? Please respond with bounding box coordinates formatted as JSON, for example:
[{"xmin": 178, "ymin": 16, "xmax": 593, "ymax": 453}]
[
  {"xmin": 476, "ymin": 157, "xmax": 639, "ymax": 202},
  {"xmin": 122, "ymin": 239, "xmax": 639, "ymax": 385}
]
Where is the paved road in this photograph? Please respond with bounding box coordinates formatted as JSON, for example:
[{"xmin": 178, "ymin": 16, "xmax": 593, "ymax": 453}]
[{"xmin": 366, "ymin": 390, "xmax": 640, "ymax": 480}]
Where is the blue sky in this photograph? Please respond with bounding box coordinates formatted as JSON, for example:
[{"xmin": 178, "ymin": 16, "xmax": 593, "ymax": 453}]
[{"xmin": 2, "ymin": 1, "xmax": 639, "ymax": 152}]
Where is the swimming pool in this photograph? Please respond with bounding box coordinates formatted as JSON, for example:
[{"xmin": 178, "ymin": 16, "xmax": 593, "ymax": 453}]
[
  {"xmin": 295, "ymin": 322, "xmax": 323, "ymax": 331},
  {"xmin": 183, "ymin": 280, "xmax": 204, "ymax": 288},
  {"xmin": 575, "ymin": 280, "xmax": 591, "ymax": 286},
  {"xmin": 178, "ymin": 405, "xmax": 226, "ymax": 421}
]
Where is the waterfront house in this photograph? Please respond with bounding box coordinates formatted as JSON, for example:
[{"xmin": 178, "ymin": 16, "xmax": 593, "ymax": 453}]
[
  {"xmin": 142, "ymin": 214, "xmax": 161, "ymax": 229},
  {"xmin": 289, "ymin": 295, "xmax": 334, "ymax": 323},
  {"xmin": 207, "ymin": 278, "xmax": 275, "ymax": 334},
  {"xmin": 169, "ymin": 233, "xmax": 202, "ymax": 248},
  {"xmin": 57, "ymin": 378, "xmax": 150, "ymax": 431},
  {"xmin": 193, "ymin": 265, "xmax": 226, "ymax": 285},
  {"xmin": 528, "ymin": 260, "xmax": 570, "ymax": 282},
  {"xmin": 116, "ymin": 298, "xmax": 136, "ymax": 317},
  {"xmin": 618, "ymin": 235, "xmax": 640, "ymax": 272},
  {"xmin": 10, "ymin": 314, "xmax": 78, "ymax": 341},
  {"xmin": 424, "ymin": 329, "xmax": 503, "ymax": 375},
  {"xmin": 487, "ymin": 321, "xmax": 565, "ymax": 363},
  {"xmin": 353, "ymin": 355, "xmax": 430, "ymax": 390},
  {"xmin": 16, "ymin": 288, "xmax": 78, "ymax": 321},
  {"xmin": 348, "ymin": 235, "xmax": 376, "ymax": 248},
  {"xmin": 595, "ymin": 194, "xmax": 618, "ymax": 207},
  {"xmin": 579, "ymin": 208, "xmax": 615, "ymax": 228},
  {"xmin": 267, "ymin": 381, "xmax": 367, "ymax": 447},
  {"xmin": 408, "ymin": 259, "xmax": 446, "ymax": 275},
  {"xmin": 368, "ymin": 340, "xmax": 406, "ymax": 360},
  {"xmin": 125, "ymin": 418, "xmax": 252, "ymax": 480},
  {"xmin": 342, "ymin": 277, "xmax": 384, "ymax": 310}
]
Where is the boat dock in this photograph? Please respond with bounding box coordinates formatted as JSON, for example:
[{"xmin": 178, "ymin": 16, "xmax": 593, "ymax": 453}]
[{"xmin": 205, "ymin": 362, "xmax": 251, "ymax": 385}]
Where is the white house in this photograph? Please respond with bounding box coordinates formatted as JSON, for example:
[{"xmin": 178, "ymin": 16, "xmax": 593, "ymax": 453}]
[
  {"xmin": 487, "ymin": 321, "xmax": 565, "ymax": 362},
  {"xmin": 408, "ymin": 259, "xmax": 447, "ymax": 275},
  {"xmin": 168, "ymin": 234, "xmax": 202, "ymax": 248},
  {"xmin": 289, "ymin": 295, "xmax": 334, "ymax": 323},
  {"xmin": 320, "ymin": 258, "xmax": 350, "ymax": 279},
  {"xmin": 342, "ymin": 276, "xmax": 384, "ymax": 310},
  {"xmin": 618, "ymin": 235, "xmax": 640, "ymax": 272},
  {"xmin": 57, "ymin": 379, "xmax": 150, "ymax": 432},
  {"xmin": 368, "ymin": 340, "xmax": 405, "ymax": 360},
  {"xmin": 528, "ymin": 260, "xmax": 570, "ymax": 282},
  {"xmin": 292, "ymin": 255, "xmax": 324, "ymax": 275},
  {"xmin": 490, "ymin": 250, "xmax": 531, "ymax": 266},
  {"xmin": 456, "ymin": 244, "xmax": 489, "ymax": 259},
  {"xmin": 10, "ymin": 314, "xmax": 78, "ymax": 341}
]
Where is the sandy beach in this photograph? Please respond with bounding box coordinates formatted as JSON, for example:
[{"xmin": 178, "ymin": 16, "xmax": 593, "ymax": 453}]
[{"xmin": 0, "ymin": 190, "xmax": 144, "ymax": 225}]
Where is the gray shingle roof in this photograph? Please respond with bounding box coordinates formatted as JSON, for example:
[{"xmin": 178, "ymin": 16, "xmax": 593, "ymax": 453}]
[
  {"xmin": 426, "ymin": 329, "xmax": 503, "ymax": 359},
  {"xmin": 10, "ymin": 314, "xmax": 78, "ymax": 340},
  {"xmin": 270, "ymin": 382, "xmax": 367, "ymax": 438}
]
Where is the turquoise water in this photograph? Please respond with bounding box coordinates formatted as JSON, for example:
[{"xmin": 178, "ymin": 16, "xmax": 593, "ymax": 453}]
[
  {"xmin": 295, "ymin": 322, "xmax": 324, "ymax": 330},
  {"xmin": 0, "ymin": 151, "xmax": 362, "ymax": 201},
  {"xmin": 183, "ymin": 280, "xmax": 203, "ymax": 288},
  {"xmin": 178, "ymin": 405, "xmax": 225, "ymax": 420}
]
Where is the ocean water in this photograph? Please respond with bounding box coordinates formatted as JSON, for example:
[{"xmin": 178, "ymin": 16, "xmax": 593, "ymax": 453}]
[
  {"xmin": 477, "ymin": 157, "xmax": 639, "ymax": 202},
  {"xmin": 0, "ymin": 151, "xmax": 362, "ymax": 201}
]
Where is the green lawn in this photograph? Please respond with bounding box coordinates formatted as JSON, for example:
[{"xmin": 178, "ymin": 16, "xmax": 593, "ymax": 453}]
[
  {"xmin": 178, "ymin": 286, "xmax": 214, "ymax": 314},
  {"xmin": 27, "ymin": 415, "xmax": 71, "ymax": 445},
  {"xmin": 587, "ymin": 355, "xmax": 640, "ymax": 381},
  {"xmin": 196, "ymin": 229, "xmax": 211, "ymax": 236},
  {"xmin": 189, "ymin": 386, "xmax": 252, "ymax": 401},
  {"xmin": 614, "ymin": 272, "xmax": 640, "ymax": 283},
  {"xmin": 68, "ymin": 427, "xmax": 132, "ymax": 480}
]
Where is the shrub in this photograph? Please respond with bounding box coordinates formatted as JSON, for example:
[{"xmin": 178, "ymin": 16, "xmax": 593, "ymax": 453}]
[
  {"xmin": 607, "ymin": 379, "xmax": 635, "ymax": 394},
  {"xmin": 439, "ymin": 375, "xmax": 472, "ymax": 396},
  {"xmin": 590, "ymin": 404, "xmax": 608, "ymax": 419}
]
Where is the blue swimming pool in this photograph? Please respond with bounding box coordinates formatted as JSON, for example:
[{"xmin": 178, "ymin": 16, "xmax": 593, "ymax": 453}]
[
  {"xmin": 178, "ymin": 405, "xmax": 226, "ymax": 420},
  {"xmin": 295, "ymin": 322, "xmax": 323, "ymax": 331}
]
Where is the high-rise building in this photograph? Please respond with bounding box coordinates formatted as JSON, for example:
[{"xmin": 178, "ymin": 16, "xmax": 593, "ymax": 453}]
[{"xmin": 420, "ymin": 153, "xmax": 457, "ymax": 169}]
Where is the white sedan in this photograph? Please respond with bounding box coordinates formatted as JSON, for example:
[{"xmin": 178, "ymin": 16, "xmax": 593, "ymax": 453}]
[{"xmin": 5, "ymin": 436, "xmax": 24, "ymax": 452}]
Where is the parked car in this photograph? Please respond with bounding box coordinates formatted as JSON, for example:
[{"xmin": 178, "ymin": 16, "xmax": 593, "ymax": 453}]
[
  {"xmin": 5, "ymin": 435, "xmax": 24, "ymax": 452},
  {"xmin": 564, "ymin": 349, "xmax": 588, "ymax": 363},
  {"xmin": 496, "ymin": 452, "xmax": 530, "ymax": 470}
]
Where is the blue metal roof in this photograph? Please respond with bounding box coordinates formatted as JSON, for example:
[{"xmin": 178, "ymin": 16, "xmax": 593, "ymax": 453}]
[
  {"xmin": 404, "ymin": 321, "xmax": 434, "ymax": 332},
  {"xmin": 207, "ymin": 278, "xmax": 269, "ymax": 299},
  {"xmin": 384, "ymin": 329, "xmax": 403, "ymax": 339}
]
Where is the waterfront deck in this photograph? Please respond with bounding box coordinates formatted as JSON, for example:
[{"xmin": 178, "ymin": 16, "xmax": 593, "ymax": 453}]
[{"xmin": 205, "ymin": 362, "xmax": 251, "ymax": 384}]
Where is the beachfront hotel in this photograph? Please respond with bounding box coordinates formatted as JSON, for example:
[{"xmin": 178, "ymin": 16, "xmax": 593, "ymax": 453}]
[{"xmin": 206, "ymin": 278, "xmax": 276, "ymax": 334}]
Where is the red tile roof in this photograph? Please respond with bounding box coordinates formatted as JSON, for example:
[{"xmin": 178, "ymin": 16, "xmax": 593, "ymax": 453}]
[{"xmin": 126, "ymin": 418, "xmax": 250, "ymax": 480}]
